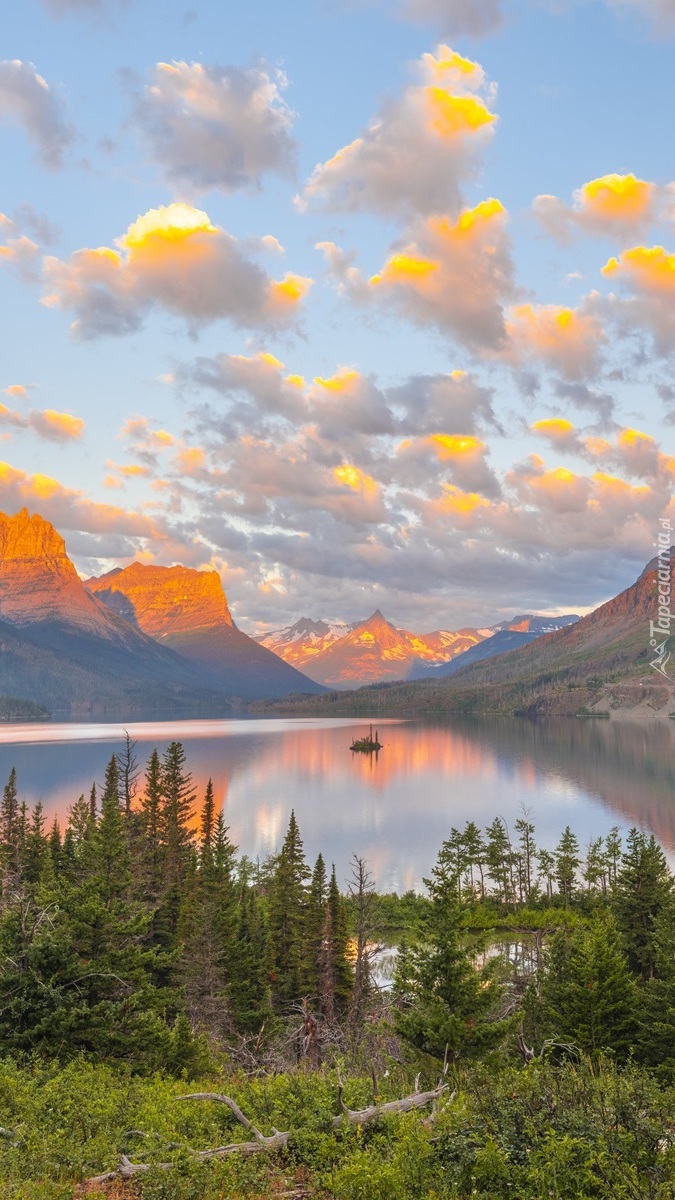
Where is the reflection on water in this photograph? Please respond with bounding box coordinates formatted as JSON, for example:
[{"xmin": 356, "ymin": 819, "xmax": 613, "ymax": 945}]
[{"xmin": 0, "ymin": 716, "xmax": 673, "ymax": 891}]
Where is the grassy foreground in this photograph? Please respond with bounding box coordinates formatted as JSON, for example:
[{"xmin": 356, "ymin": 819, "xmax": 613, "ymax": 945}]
[{"xmin": 2, "ymin": 1055, "xmax": 675, "ymax": 1199}]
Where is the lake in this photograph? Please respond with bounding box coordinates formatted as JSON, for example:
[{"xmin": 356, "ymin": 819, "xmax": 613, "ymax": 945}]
[{"xmin": 0, "ymin": 715, "xmax": 674, "ymax": 892}]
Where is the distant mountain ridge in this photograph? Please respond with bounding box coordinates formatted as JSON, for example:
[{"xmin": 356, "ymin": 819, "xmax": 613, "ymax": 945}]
[
  {"xmin": 251, "ymin": 553, "xmax": 674, "ymax": 721},
  {"xmin": 257, "ymin": 608, "xmax": 580, "ymax": 688},
  {"xmin": 257, "ymin": 609, "xmax": 490, "ymax": 688}
]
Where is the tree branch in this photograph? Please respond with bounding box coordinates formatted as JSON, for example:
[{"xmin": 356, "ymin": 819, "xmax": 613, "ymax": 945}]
[{"xmin": 84, "ymin": 1081, "xmax": 450, "ymax": 1186}]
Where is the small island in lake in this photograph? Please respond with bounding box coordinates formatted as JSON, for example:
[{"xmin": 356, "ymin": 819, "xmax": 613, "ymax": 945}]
[{"xmin": 350, "ymin": 724, "xmax": 382, "ymax": 752}]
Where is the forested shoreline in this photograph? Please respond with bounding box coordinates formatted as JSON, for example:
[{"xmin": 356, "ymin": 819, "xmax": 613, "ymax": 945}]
[{"xmin": 3, "ymin": 739, "xmax": 675, "ymax": 1198}]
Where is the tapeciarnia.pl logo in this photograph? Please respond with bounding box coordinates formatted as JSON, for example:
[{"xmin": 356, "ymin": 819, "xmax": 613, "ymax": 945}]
[{"xmin": 650, "ymin": 517, "xmax": 672, "ymax": 678}]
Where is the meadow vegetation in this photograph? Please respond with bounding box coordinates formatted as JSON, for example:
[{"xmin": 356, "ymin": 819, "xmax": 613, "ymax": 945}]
[{"xmin": 2, "ymin": 739, "xmax": 675, "ymax": 1197}]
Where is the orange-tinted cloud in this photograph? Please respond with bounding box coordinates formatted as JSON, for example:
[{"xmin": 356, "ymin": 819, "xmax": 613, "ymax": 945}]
[
  {"xmin": 368, "ymin": 199, "xmax": 513, "ymax": 348},
  {"xmin": 0, "ymin": 403, "xmax": 84, "ymax": 442},
  {"xmin": 601, "ymin": 243, "xmax": 675, "ymax": 352},
  {"xmin": 300, "ymin": 44, "xmax": 497, "ymax": 218},
  {"xmin": 504, "ymin": 303, "xmax": 606, "ymax": 379},
  {"xmin": 533, "ymin": 173, "xmax": 662, "ymax": 242},
  {"xmin": 41, "ymin": 203, "xmax": 312, "ymax": 339}
]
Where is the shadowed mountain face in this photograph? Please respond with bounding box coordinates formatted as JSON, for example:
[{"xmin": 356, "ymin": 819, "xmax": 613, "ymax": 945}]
[{"xmin": 86, "ymin": 563, "xmax": 326, "ymax": 701}]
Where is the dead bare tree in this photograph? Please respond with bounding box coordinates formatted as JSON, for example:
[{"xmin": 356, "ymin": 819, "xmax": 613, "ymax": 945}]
[{"xmin": 84, "ymin": 1077, "xmax": 451, "ymax": 1187}]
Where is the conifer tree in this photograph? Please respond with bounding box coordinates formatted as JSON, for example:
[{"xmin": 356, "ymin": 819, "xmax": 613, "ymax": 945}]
[
  {"xmin": 394, "ymin": 841, "xmax": 513, "ymax": 1061},
  {"xmin": 230, "ymin": 888, "xmax": 272, "ymax": 1033},
  {"xmin": 302, "ymin": 852, "xmax": 327, "ymax": 1001},
  {"xmin": 23, "ymin": 802, "xmax": 47, "ymax": 886},
  {"xmin": 0, "ymin": 768, "xmax": 21, "ymax": 897},
  {"xmin": 555, "ymin": 826, "xmax": 580, "ymax": 907},
  {"xmin": 267, "ymin": 811, "xmax": 310, "ymax": 1009},
  {"xmin": 321, "ymin": 864, "xmax": 352, "ymax": 1020},
  {"xmin": 613, "ymin": 829, "xmax": 674, "ymax": 980},
  {"xmin": 538, "ymin": 915, "xmax": 637, "ymax": 1061},
  {"xmin": 160, "ymin": 742, "xmax": 196, "ymax": 888}
]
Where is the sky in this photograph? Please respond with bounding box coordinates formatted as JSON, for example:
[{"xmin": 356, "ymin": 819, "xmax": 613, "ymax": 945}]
[{"xmin": 1, "ymin": 0, "xmax": 674, "ymax": 634}]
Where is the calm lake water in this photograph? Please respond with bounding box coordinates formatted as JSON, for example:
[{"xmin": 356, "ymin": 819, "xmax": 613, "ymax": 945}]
[{"xmin": 0, "ymin": 716, "xmax": 673, "ymax": 892}]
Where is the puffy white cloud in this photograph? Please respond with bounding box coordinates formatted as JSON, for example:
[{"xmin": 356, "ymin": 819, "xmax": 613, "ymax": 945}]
[
  {"xmin": 503, "ymin": 302, "xmax": 606, "ymax": 380},
  {"xmin": 0, "ymin": 60, "xmax": 73, "ymax": 168},
  {"xmin": 131, "ymin": 60, "xmax": 295, "ymax": 195},
  {"xmin": 601, "ymin": 243, "xmax": 675, "ymax": 353},
  {"xmin": 0, "ymin": 402, "xmax": 84, "ymax": 442},
  {"xmin": 300, "ymin": 45, "xmax": 497, "ymax": 218},
  {"xmin": 41, "ymin": 203, "xmax": 312, "ymax": 339},
  {"xmin": 367, "ymin": 199, "xmax": 514, "ymax": 348},
  {"xmin": 0, "ymin": 213, "xmax": 41, "ymax": 281},
  {"xmin": 533, "ymin": 173, "xmax": 675, "ymax": 242}
]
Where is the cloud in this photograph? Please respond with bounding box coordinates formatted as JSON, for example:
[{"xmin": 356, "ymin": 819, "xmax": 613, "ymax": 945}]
[
  {"xmin": 503, "ymin": 302, "xmax": 606, "ymax": 380},
  {"xmin": 602, "ymin": 243, "xmax": 675, "ymax": 352},
  {"xmin": 388, "ymin": 371, "xmax": 504, "ymax": 435},
  {"xmin": 0, "ymin": 60, "xmax": 73, "ymax": 168},
  {"xmin": 0, "ymin": 403, "xmax": 84, "ymax": 442},
  {"xmin": 41, "ymin": 203, "xmax": 312, "ymax": 339},
  {"xmin": 607, "ymin": 0, "xmax": 675, "ymax": 35},
  {"xmin": 533, "ymin": 173, "xmax": 674, "ymax": 242},
  {"xmin": 0, "ymin": 213, "xmax": 41, "ymax": 281},
  {"xmin": 300, "ymin": 45, "xmax": 497, "ymax": 218},
  {"xmin": 131, "ymin": 60, "xmax": 295, "ymax": 195},
  {"xmin": 397, "ymin": 0, "xmax": 503, "ymax": 38},
  {"xmin": 42, "ymin": 0, "xmax": 129, "ymax": 13},
  {"xmin": 367, "ymin": 199, "xmax": 514, "ymax": 348}
]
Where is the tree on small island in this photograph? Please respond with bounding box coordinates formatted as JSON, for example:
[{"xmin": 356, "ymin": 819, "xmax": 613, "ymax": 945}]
[{"xmin": 350, "ymin": 724, "xmax": 382, "ymax": 752}]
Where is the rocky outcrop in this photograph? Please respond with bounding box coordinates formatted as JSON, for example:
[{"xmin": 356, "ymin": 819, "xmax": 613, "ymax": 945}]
[
  {"xmin": 86, "ymin": 562, "xmax": 233, "ymax": 638},
  {"xmin": 86, "ymin": 561, "xmax": 325, "ymax": 700},
  {"xmin": 0, "ymin": 508, "xmax": 125, "ymax": 636}
]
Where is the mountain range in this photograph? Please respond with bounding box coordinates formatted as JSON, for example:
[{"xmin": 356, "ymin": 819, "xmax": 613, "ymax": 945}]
[
  {"xmin": 0, "ymin": 509, "xmax": 324, "ymax": 717},
  {"xmin": 252, "ymin": 551, "xmax": 675, "ymax": 720},
  {"xmin": 257, "ymin": 610, "xmax": 579, "ymax": 688},
  {"xmin": 1, "ymin": 507, "xmax": 669, "ymax": 721}
]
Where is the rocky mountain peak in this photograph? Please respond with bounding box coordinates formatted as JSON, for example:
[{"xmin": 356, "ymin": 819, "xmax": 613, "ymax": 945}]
[
  {"xmin": 0, "ymin": 508, "xmax": 108, "ymax": 629},
  {"xmin": 85, "ymin": 562, "xmax": 234, "ymax": 638}
]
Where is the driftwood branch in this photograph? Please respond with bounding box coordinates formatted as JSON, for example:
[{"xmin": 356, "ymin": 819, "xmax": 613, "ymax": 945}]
[{"xmin": 84, "ymin": 1080, "xmax": 449, "ymax": 1187}]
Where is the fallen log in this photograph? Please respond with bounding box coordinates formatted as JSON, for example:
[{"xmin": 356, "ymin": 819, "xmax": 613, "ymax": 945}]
[{"xmin": 84, "ymin": 1081, "xmax": 449, "ymax": 1187}]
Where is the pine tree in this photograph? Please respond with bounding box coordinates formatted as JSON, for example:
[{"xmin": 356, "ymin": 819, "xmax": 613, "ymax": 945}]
[
  {"xmin": 302, "ymin": 853, "xmax": 327, "ymax": 1001},
  {"xmin": 23, "ymin": 803, "xmax": 47, "ymax": 886},
  {"xmin": 199, "ymin": 779, "xmax": 216, "ymax": 874},
  {"xmin": 394, "ymin": 841, "xmax": 513, "ymax": 1062},
  {"xmin": 555, "ymin": 826, "xmax": 580, "ymax": 907},
  {"xmin": 485, "ymin": 817, "xmax": 513, "ymax": 905},
  {"xmin": 0, "ymin": 768, "xmax": 21, "ymax": 897},
  {"xmin": 515, "ymin": 810, "xmax": 537, "ymax": 903},
  {"xmin": 321, "ymin": 864, "xmax": 352, "ymax": 1020},
  {"xmin": 538, "ymin": 915, "xmax": 637, "ymax": 1061},
  {"xmin": 230, "ymin": 888, "xmax": 273, "ymax": 1033},
  {"xmin": 612, "ymin": 828, "xmax": 674, "ymax": 980},
  {"xmin": 160, "ymin": 742, "xmax": 196, "ymax": 888},
  {"xmin": 138, "ymin": 749, "xmax": 163, "ymax": 899},
  {"xmin": 267, "ymin": 811, "xmax": 310, "ymax": 1009}
]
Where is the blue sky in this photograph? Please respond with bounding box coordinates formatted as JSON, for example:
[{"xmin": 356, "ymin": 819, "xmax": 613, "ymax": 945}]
[{"xmin": 1, "ymin": 0, "xmax": 674, "ymax": 632}]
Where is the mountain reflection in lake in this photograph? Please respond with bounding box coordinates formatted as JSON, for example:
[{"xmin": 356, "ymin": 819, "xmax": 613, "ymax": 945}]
[{"xmin": 0, "ymin": 716, "xmax": 673, "ymax": 891}]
